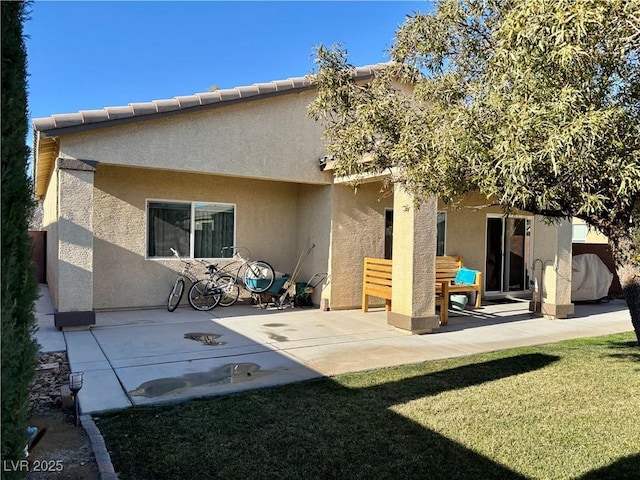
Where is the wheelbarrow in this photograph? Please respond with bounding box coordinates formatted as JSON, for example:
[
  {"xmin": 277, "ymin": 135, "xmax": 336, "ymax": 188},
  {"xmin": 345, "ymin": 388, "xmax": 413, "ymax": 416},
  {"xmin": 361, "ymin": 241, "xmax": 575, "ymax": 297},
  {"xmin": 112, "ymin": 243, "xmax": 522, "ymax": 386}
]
[
  {"xmin": 254, "ymin": 272, "xmax": 328, "ymax": 309},
  {"xmin": 253, "ymin": 274, "xmax": 292, "ymax": 309}
]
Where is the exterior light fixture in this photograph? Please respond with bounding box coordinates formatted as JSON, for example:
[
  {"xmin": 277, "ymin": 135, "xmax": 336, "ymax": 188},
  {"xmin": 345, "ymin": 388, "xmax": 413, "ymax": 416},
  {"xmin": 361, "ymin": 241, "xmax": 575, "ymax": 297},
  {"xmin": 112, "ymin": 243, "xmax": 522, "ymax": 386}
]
[{"xmin": 69, "ymin": 372, "xmax": 84, "ymax": 427}]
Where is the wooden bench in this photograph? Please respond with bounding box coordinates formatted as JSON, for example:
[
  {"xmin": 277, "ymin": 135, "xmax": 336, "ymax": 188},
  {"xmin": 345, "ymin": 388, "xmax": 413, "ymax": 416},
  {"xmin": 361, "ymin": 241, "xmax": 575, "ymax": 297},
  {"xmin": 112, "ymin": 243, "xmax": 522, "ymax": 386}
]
[
  {"xmin": 362, "ymin": 257, "xmax": 392, "ymax": 312},
  {"xmin": 436, "ymin": 255, "xmax": 482, "ymax": 325},
  {"xmin": 362, "ymin": 257, "xmax": 449, "ymax": 324}
]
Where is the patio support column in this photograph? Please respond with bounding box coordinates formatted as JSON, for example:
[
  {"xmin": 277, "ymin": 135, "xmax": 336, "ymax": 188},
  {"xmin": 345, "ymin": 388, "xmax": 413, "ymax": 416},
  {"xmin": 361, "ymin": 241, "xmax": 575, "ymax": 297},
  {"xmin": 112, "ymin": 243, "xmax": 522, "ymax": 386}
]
[
  {"xmin": 54, "ymin": 157, "xmax": 97, "ymax": 328},
  {"xmin": 387, "ymin": 188, "xmax": 440, "ymax": 334},
  {"xmin": 533, "ymin": 217, "xmax": 575, "ymax": 319}
]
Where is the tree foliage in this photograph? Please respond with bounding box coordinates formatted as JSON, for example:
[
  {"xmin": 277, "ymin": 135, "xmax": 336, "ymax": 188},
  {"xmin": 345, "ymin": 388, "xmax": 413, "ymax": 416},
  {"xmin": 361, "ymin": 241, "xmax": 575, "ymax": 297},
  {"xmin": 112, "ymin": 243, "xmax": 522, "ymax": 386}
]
[
  {"xmin": 309, "ymin": 0, "xmax": 640, "ymax": 342},
  {"xmin": 2, "ymin": 0, "xmax": 39, "ymax": 474}
]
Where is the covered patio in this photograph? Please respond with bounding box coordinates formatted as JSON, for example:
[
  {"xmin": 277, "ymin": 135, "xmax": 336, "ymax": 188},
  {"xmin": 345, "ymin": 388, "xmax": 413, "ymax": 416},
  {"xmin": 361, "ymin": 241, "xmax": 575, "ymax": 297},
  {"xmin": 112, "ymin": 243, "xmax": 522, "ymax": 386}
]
[{"xmin": 329, "ymin": 172, "xmax": 577, "ymax": 334}]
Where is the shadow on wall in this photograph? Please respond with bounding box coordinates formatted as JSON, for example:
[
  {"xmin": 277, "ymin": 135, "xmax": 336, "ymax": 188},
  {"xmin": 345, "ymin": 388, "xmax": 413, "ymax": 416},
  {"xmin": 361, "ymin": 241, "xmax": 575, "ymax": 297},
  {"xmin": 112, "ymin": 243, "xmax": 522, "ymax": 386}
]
[
  {"xmin": 93, "ymin": 236, "xmax": 209, "ymax": 310},
  {"xmin": 93, "ymin": 237, "xmax": 329, "ymax": 311},
  {"xmin": 43, "ymin": 222, "xmax": 329, "ymax": 312},
  {"xmin": 29, "ymin": 230, "xmax": 46, "ymax": 283}
]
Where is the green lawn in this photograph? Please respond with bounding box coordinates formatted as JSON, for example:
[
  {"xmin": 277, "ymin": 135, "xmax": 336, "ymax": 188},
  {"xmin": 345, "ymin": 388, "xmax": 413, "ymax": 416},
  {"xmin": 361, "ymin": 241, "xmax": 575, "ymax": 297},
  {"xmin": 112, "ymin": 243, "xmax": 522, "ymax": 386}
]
[{"xmin": 98, "ymin": 333, "xmax": 640, "ymax": 480}]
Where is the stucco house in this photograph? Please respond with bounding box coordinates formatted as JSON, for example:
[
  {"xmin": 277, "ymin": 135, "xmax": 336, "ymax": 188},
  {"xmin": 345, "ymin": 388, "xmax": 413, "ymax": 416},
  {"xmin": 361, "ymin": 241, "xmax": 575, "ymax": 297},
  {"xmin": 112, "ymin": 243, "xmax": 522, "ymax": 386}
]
[{"xmin": 32, "ymin": 65, "xmax": 575, "ymax": 333}]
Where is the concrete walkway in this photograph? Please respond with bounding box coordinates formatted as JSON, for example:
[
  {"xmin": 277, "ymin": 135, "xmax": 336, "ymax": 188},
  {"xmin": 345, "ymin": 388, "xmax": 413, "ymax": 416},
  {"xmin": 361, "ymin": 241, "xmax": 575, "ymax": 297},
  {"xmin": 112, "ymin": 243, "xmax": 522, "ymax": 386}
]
[{"xmin": 35, "ymin": 285, "xmax": 633, "ymax": 414}]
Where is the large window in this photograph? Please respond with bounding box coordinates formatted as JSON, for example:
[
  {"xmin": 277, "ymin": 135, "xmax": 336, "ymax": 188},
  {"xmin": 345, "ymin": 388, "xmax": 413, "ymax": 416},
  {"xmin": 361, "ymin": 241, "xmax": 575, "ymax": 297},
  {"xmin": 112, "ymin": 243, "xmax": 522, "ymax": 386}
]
[{"xmin": 147, "ymin": 201, "xmax": 235, "ymax": 258}]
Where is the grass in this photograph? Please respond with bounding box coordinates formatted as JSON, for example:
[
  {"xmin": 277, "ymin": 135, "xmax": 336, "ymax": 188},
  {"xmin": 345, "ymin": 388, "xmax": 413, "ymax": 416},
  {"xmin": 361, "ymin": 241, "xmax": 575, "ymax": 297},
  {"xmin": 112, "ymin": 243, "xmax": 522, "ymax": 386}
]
[{"xmin": 97, "ymin": 333, "xmax": 640, "ymax": 480}]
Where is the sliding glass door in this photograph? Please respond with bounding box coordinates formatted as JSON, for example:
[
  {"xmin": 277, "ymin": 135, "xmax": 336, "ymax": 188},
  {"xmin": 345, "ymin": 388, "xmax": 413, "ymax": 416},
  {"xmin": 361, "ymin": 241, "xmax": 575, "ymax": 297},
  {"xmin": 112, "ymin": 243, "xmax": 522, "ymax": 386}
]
[{"xmin": 485, "ymin": 216, "xmax": 532, "ymax": 293}]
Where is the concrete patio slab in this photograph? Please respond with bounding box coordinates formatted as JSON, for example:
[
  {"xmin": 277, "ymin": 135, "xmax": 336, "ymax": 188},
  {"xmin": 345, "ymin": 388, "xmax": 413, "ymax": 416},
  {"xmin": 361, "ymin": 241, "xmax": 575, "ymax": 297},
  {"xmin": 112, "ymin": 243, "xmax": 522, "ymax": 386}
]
[
  {"xmin": 115, "ymin": 349, "xmax": 322, "ymax": 407},
  {"xmin": 77, "ymin": 368, "xmax": 133, "ymax": 413},
  {"xmin": 32, "ymin": 285, "xmax": 635, "ymax": 414},
  {"xmin": 90, "ymin": 320, "xmax": 268, "ymax": 363},
  {"xmin": 65, "ymin": 330, "xmax": 110, "ymax": 365},
  {"xmin": 286, "ymin": 338, "xmax": 471, "ymax": 375},
  {"xmin": 34, "ymin": 285, "xmax": 66, "ymax": 353},
  {"xmin": 199, "ymin": 306, "xmax": 403, "ymax": 357}
]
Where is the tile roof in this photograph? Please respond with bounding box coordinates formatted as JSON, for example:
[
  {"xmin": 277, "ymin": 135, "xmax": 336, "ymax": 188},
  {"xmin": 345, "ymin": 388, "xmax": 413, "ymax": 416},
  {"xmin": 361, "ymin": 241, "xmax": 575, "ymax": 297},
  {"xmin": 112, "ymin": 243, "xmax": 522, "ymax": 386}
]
[{"xmin": 32, "ymin": 63, "xmax": 390, "ymax": 135}]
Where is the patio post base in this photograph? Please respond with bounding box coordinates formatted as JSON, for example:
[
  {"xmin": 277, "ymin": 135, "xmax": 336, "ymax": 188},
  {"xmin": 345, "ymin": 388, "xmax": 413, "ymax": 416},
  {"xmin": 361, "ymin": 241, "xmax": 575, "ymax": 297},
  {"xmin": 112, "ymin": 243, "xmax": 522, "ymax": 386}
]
[
  {"xmin": 54, "ymin": 310, "xmax": 95, "ymax": 329},
  {"xmin": 540, "ymin": 302, "xmax": 575, "ymax": 319},
  {"xmin": 387, "ymin": 312, "xmax": 440, "ymax": 334}
]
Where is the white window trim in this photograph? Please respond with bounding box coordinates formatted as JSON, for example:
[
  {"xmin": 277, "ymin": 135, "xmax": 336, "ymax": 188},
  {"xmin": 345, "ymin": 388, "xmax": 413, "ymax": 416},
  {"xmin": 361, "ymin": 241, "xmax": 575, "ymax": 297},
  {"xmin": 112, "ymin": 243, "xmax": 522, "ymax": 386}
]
[
  {"xmin": 572, "ymin": 221, "xmax": 589, "ymax": 244},
  {"xmin": 145, "ymin": 198, "xmax": 237, "ymax": 260}
]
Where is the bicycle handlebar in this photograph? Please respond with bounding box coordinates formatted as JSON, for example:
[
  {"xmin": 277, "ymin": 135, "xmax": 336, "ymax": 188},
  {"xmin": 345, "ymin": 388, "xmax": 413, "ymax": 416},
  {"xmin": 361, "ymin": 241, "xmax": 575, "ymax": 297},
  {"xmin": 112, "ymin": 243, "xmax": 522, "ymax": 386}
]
[
  {"xmin": 172, "ymin": 247, "xmax": 219, "ymax": 270},
  {"xmin": 221, "ymin": 246, "xmax": 252, "ymax": 259}
]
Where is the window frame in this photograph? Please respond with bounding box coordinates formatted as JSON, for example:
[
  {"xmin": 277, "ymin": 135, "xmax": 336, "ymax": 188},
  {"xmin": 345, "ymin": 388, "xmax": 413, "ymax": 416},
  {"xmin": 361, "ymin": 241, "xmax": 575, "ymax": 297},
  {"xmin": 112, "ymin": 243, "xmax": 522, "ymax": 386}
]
[
  {"xmin": 436, "ymin": 211, "xmax": 446, "ymax": 256},
  {"xmin": 572, "ymin": 221, "xmax": 589, "ymax": 244},
  {"xmin": 145, "ymin": 198, "xmax": 237, "ymax": 260},
  {"xmin": 383, "ymin": 208, "xmax": 447, "ymax": 259}
]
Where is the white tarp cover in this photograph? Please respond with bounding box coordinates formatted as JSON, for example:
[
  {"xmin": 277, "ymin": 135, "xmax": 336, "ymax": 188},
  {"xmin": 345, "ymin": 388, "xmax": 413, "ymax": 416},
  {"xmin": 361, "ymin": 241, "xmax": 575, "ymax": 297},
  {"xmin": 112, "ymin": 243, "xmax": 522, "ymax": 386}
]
[{"xmin": 571, "ymin": 253, "xmax": 614, "ymax": 301}]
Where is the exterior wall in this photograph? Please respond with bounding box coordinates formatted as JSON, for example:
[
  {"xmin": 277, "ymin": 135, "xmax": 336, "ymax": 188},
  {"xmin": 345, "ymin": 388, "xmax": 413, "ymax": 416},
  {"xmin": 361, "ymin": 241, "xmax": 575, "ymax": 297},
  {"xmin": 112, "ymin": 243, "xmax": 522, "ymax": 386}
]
[
  {"xmin": 43, "ymin": 167, "xmax": 59, "ymax": 308},
  {"xmin": 57, "ymin": 166, "xmax": 94, "ymax": 313},
  {"xmin": 389, "ymin": 189, "xmax": 440, "ymax": 333},
  {"xmin": 59, "ymin": 91, "xmax": 332, "ymax": 186},
  {"xmin": 295, "ymin": 184, "xmax": 332, "ymax": 305},
  {"xmin": 329, "ymin": 183, "xmax": 393, "ymax": 309},
  {"xmin": 533, "ymin": 217, "xmax": 574, "ymax": 317},
  {"xmin": 532, "ymin": 217, "xmax": 558, "ymax": 271},
  {"xmin": 439, "ymin": 193, "xmax": 539, "ymax": 299},
  {"xmin": 585, "ymin": 229, "xmax": 608, "ymax": 244},
  {"xmin": 93, "ymin": 165, "xmax": 302, "ymax": 309},
  {"xmin": 439, "ymin": 193, "xmax": 507, "ymax": 273},
  {"xmin": 572, "ymin": 217, "xmax": 609, "ymax": 244}
]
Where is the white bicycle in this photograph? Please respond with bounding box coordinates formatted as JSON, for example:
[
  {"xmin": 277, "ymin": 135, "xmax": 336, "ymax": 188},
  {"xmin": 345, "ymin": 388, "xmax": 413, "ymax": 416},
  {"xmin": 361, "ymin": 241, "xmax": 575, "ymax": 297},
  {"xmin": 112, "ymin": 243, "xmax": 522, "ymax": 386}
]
[
  {"xmin": 187, "ymin": 246, "xmax": 275, "ymax": 309},
  {"xmin": 167, "ymin": 248, "xmax": 204, "ymax": 312}
]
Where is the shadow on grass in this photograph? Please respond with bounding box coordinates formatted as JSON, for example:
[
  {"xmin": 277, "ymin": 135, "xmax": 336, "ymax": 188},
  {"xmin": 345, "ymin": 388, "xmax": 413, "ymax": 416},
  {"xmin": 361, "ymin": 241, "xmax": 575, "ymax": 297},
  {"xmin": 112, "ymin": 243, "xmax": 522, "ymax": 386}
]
[
  {"xmin": 100, "ymin": 353, "xmax": 561, "ymax": 480},
  {"xmin": 606, "ymin": 340, "xmax": 640, "ymax": 363},
  {"xmin": 577, "ymin": 453, "xmax": 640, "ymax": 480}
]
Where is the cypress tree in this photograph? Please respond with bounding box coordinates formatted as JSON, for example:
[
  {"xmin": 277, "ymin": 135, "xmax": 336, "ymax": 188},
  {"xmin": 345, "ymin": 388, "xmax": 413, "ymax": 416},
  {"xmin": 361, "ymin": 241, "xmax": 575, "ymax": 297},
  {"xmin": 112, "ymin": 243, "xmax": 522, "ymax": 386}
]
[{"xmin": 1, "ymin": 1, "xmax": 40, "ymax": 475}]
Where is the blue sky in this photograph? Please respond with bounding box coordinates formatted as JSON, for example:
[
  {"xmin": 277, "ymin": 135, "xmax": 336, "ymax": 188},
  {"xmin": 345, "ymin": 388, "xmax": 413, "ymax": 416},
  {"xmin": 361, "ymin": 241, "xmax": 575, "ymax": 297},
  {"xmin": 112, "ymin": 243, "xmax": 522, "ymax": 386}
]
[{"xmin": 25, "ymin": 1, "xmax": 433, "ymax": 123}]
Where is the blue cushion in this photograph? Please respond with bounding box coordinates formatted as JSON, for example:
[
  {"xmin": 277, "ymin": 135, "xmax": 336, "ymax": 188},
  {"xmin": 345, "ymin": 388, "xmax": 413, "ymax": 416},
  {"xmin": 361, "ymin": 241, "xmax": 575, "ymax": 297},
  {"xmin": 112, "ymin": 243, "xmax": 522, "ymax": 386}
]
[{"xmin": 454, "ymin": 267, "xmax": 477, "ymax": 285}]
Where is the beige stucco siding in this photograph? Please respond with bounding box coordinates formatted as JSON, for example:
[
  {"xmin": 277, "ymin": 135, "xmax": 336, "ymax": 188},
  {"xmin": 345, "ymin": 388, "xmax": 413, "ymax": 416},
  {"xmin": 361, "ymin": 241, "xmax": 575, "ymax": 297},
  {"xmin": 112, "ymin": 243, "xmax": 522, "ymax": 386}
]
[
  {"xmin": 43, "ymin": 166, "xmax": 59, "ymax": 308},
  {"xmin": 59, "ymin": 91, "xmax": 331, "ymax": 185},
  {"xmin": 57, "ymin": 167, "xmax": 94, "ymax": 312},
  {"xmin": 439, "ymin": 193, "xmax": 509, "ymax": 273},
  {"xmin": 329, "ymin": 184, "xmax": 393, "ymax": 309},
  {"xmin": 93, "ymin": 165, "xmax": 310, "ymax": 309},
  {"xmin": 295, "ymin": 185, "xmax": 332, "ymax": 305}
]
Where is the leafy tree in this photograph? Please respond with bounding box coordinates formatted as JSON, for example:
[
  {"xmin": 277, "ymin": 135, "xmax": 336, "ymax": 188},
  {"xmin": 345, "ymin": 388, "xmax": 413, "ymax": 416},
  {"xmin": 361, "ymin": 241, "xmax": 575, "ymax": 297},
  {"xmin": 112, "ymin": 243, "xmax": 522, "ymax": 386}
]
[
  {"xmin": 2, "ymin": 0, "xmax": 39, "ymax": 474},
  {"xmin": 309, "ymin": 0, "xmax": 640, "ymax": 343}
]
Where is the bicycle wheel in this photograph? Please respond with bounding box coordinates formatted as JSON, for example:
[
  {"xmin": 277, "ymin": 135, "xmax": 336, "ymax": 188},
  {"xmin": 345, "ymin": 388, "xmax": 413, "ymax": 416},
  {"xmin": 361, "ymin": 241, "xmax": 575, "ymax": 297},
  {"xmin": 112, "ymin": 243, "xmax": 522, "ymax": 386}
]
[
  {"xmin": 167, "ymin": 278, "xmax": 185, "ymax": 312},
  {"xmin": 243, "ymin": 260, "xmax": 275, "ymax": 293},
  {"xmin": 188, "ymin": 279, "xmax": 221, "ymax": 311},
  {"xmin": 216, "ymin": 275, "xmax": 240, "ymax": 307}
]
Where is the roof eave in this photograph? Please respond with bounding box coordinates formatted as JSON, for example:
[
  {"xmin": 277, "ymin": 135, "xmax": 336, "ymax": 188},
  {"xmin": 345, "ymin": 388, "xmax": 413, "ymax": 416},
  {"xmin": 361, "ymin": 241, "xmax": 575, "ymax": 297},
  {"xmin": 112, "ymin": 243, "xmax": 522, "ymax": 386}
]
[
  {"xmin": 31, "ymin": 63, "xmax": 390, "ymax": 137},
  {"xmin": 33, "ymin": 132, "xmax": 59, "ymax": 199},
  {"xmin": 34, "ymin": 83, "xmax": 318, "ymax": 138}
]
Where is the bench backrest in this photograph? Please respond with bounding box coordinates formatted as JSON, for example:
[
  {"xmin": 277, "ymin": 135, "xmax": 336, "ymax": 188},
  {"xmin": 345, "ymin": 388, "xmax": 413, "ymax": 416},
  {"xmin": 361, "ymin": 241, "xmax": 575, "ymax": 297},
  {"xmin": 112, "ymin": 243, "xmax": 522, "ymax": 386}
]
[
  {"xmin": 436, "ymin": 255, "xmax": 464, "ymax": 283},
  {"xmin": 364, "ymin": 255, "xmax": 477, "ymax": 295},
  {"xmin": 363, "ymin": 257, "xmax": 392, "ymax": 299}
]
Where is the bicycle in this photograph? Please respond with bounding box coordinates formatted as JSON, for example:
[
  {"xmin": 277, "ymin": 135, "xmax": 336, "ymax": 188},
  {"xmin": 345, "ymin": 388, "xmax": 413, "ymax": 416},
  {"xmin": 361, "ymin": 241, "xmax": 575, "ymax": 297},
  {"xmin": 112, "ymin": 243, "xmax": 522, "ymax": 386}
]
[
  {"xmin": 187, "ymin": 246, "xmax": 275, "ymax": 308},
  {"xmin": 167, "ymin": 248, "xmax": 205, "ymax": 312},
  {"xmin": 186, "ymin": 263, "xmax": 223, "ymax": 311}
]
